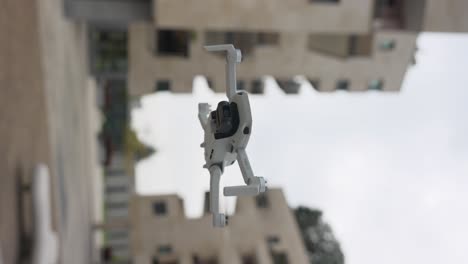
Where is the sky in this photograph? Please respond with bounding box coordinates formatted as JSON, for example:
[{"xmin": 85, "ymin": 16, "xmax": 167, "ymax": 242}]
[{"xmin": 131, "ymin": 33, "xmax": 468, "ymax": 264}]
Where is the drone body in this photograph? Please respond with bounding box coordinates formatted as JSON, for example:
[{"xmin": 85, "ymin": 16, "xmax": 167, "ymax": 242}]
[{"xmin": 198, "ymin": 45, "xmax": 267, "ymax": 227}]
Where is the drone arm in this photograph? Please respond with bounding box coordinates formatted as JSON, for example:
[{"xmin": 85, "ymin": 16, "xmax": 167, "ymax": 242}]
[
  {"xmin": 223, "ymin": 148, "xmax": 267, "ymax": 196},
  {"xmin": 204, "ymin": 45, "xmax": 242, "ymax": 100},
  {"xmin": 237, "ymin": 148, "xmax": 254, "ymax": 184}
]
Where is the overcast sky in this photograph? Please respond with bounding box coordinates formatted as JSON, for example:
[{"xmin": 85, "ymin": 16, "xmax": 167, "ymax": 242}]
[{"xmin": 132, "ymin": 33, "xmax": 468, "ymax": 264}]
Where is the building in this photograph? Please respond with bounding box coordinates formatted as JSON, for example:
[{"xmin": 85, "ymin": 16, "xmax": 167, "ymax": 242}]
[
  {"xmin": 131, "ymin": 189, "xmax": 309, "ymax": 264},
  {"xmin": 101, "ymin": 152, "xmax": 134, "ymax": 261},
  {"xmin": 422, "ymin": 0, "xmax": 468, "ymax": 32},
  {"xmin": 1, "ymin": 0, "xmax": 107, "ymax": 263},
  {"xmin": 126, "ymin": 0, "xmax": 468, "ymax": 97}
]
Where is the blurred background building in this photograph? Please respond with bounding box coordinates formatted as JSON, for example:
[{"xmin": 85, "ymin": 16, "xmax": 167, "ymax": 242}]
[
  {"xmin": 1, "ymin": 0, "xmax": 468, "ymax": 264},
  {"xmin": 127, "ymin": 0, "xmax": 468, "ymax": 96},
  {"xmin": 1, "ymin": 0, "xmax": 103, "ymax": 263},
  {"xmin": 131, "ymin": 189, "xmax": 310, "ymax": 264}
]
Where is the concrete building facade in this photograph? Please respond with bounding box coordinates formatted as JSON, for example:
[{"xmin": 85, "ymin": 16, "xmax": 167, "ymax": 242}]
[
  {"xmin": 127, "ymin": 0, "xmax": 468, "ymax": 97},
  {"xmin": 127, "ymin": 0, "xmax": 430, "ymax": 97},
  {"xmin": 36, "ymin": 0, "xmax": 105, "ymax": 262},
  {"xmin": 423, "ymin": 0, "xmax": 468, "ymax": 32},
  {"xmin": 131, "ymin": 189, "xmax": 309, "ymax": 264},
  {"xmin": 1, "ymin": 0, "xmax": 106, "ymax": 263}
]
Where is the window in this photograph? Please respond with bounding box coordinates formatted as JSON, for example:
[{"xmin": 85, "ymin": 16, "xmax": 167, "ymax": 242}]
[
  {"xmin": 242, "ymin": 255, "xmax": 258, "ymax": 264},
  {"xmin": 256, "ymin": 193, "xmax": 269, "ymax": 208},
  {"xmin": 203, "ymin": 191, "xmax": 210, "ymax": 214},
  {"xmin": 379, "ymin": 40, "xmax": 396, "ymax": 51},
  {"xmin": 348, "ymin": 35, "xmax": 372, "ymax": 56},
  {"xmin": 308, "ymin": 34, "xmax": 372, "ymax": 58},
  {"xmin": 153, "ymin": 257, "xmax": 178, "ymax": 264},
  {"xmin": 225, "ymin": 32, "xmax": 256, "ymax": 56},
  {"xmin": 153, "ymin": 201, "xmax": 167, "ymax": 215},
  {"xmin": 106, "ymin": 201, "xmax": 128, "ymax": 210},
  {"xmin": 102, "ymin": 246, "xmax": 112, "ymax": 261},
  {"xmin": 271, "ymin": 252, "xmax": 289, "ymax": 264},
  {"xmin": 376, "ymin": 0, "xmax": 399, "ymax": 9},
  {"xmin": 205, "ymin": 31, "xmax": 256, "ymax": 56},
  {"xmin": 251, "ymin": 79, "xmax": 264, "ymax": 94},
  {"xmin": 237, "ymin": 80, "xmax": 245, "ymax": 91},
  {"xmin": 276, "ymin": 79, "xmax": 300, "ymax": 94},
  {"xmin": 308, "ymin": 79, "xmax": 320, "ymax": 90},
  {"xmin": 107, "ymin": 230, "xmax": 128, "ymax": 240},
  {"xmin": 266, "ymin": 236, "xmax": 280, "ymax": 247},
  {"xmin": 157, "ymin": 29, "xmax": 190, "ymax": 57},
  {"xmin": 192, "ymin": 255, "xmax": 218, "ymax": 264},
  {"xmin": 368, "ymin": 79, "xmax": 384, "ymax": 90},
  {"xmin": 106, "ymin": 186, "xmax": 127, "ymax": 193},
  {"xmin": 373, "ymin": 0, "xmax": 403, "ymax": 29},
  {"xmin": 336, "ymin": 79, "xmax": 349, "ymax": 90},
  {"xmin": 309, "ymin": 0, "xmax": 340, "ymax": 3},
  {"xmin": 155, "ymin": 80, "xmax": 171, "ymax": 92},
  {"xmin": 110, "ymin": 243, "xmax": 128, "ymax": 250},
  {"xmin": 106, "ymin": 168, "xmax": 126, "ymax": 176},
  {"xmin": 158, "ymin": 245, "xmax": 173, "ymax": 255},
  {"xmin": 206, "ymin": 78, "xmax": 214, "ymax": 90},
  {"xmin": 205, "ymin": 31, "xmax": 278, "ymax": 57},
  {"xmin": 90, "ymin": 29, "xmax": 128, "ymax": 75},
  {"xmin": 257, "ymin": 32, "xmax": 279, "ymax": 46}
]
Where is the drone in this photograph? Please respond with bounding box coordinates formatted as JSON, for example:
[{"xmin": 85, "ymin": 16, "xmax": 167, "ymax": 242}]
[{"xmin": 198, "ymin": 44, "xmax": 267, "ymax": 227}]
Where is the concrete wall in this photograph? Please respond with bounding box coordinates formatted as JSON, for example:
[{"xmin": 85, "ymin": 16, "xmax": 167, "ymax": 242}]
[
  {"xmin": 308, "ymin": 34, "xmax": 352, "ymax": 58},
  {"xmin": 64, "ymin": 0, "xmax": 152, "ymax": 23},
  {"xmin": 154, "ymin": 0, "xmax": 373, "ymax": 33},
  {"xmin": 37, "ymin": 0, "xmax": 103, "ymax": 262},
  {"xmin": 131, "ymin": 189, "xmax": 309, "ymax": 264},
  {"xmin": 423, "ymin": 0, "xmax": 468, "ymax": 32},
  {"xmin": 1, "ymin": 1, "xmax": 103, "ymax": 262},
  {"xmin": 0, "ymin": 1, "xmax": 52, "ymax": 262}
]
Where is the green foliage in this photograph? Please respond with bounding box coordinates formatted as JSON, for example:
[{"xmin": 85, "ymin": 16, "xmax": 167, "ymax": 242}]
[
  {"xmin": 294, "ymin": 206, "xmax": 345, "ymax": 264},
  {"xmin": 124, "ymin": 125, "xmax": 156, "ymax": 162}
]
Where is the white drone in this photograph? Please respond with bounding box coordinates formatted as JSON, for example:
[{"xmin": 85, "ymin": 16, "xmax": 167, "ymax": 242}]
[{"xmin": 198, "ymin": 44, "xmax": 267, "ymax": 227}]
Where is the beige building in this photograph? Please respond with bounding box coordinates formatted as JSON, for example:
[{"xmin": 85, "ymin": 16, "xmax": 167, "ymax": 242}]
[
  {"xmin": 423, "ymin": 0, "xmax": 468, "ymax": 32},
  {"xmin": 131, "ymin": 189, "xmax": 309, "ymax": 264},
  {"xmin": 128, "ymin": 0, "xmax": 423, "ymax": 97},
  {"xmin": 1, "ymin": 0, "xmax": 108, "ymax": 263},
  {"xmin": 128, "ymin": 0, "xmax": 468, "ymax": 97}
]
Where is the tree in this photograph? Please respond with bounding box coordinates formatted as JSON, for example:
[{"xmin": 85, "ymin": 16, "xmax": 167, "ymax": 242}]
[{"xmin": 294, "ymin": 207, "xmax": 345, "ymax": 264}]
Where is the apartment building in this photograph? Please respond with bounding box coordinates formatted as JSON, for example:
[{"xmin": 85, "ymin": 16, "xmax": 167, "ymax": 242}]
[
  {"xmin": 131, "ymin": 189, "xmax": 309, "ymax": 264},
  {"xmin": 128, "ymin": 0, "xmax": 419, "ymax": 96},
  {"xmin": 423, "ymin": 0, "xmax": 468, "ymax": 32},
  {"xmin": 126, "ymin": 0, "xmax": 468, "ymax": 97}
]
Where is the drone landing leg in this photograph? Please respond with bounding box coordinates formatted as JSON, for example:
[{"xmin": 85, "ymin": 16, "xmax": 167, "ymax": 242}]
[{"xmin": 209, "ymin": 165, "xmax": 227, "ymax": 227}]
